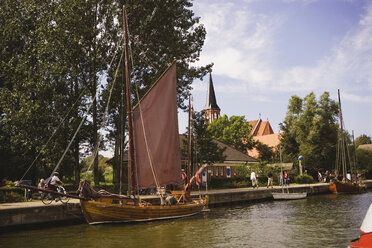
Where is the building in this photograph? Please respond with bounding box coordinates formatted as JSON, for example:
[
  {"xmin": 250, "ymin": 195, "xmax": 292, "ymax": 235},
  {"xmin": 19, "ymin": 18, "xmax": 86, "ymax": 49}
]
[
  {"xmin": 247, "ymin": 119, "xmax": 281, "ymax": 159},
  {"xmin": 204, "ymin": 73, "xmax": 220, "ymax": 124},
  {"xmin": 179, "ymin": 135, "xmax": 258, "ymax": 181}
]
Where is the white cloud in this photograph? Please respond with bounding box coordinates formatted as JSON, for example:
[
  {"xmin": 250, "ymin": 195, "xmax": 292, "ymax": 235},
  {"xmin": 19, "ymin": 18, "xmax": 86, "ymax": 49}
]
[{"xmin": 193, "ymin": 1, "xmax": 372, "ymax": 103}]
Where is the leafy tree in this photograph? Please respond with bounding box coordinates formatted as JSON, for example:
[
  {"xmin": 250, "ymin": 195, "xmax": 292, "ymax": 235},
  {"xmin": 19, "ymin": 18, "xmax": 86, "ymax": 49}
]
[
  {"xmin": 255, "ymin": 142, "xmax": 277, "ymax": 162},
  {"xmin": 182, "ymin": 111, "xmax": 226, "ymax": 174},
  {"xmin": 356, "ymin": 149, "xmax": 372, "ymax": 178},
  {"xmin": 207, "ymin": 115, "xmax": 256, "ymax": 154},
  {"xmin": 280, "ymin": 92, "xmax": 338, "ymax": 175}
]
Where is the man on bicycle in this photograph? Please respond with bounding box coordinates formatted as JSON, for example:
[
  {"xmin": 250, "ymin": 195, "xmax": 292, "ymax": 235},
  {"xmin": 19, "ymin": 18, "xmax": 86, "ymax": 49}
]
[{"xmin": 48, "ymin": 172, "xmax": 64, "ymax": 191}]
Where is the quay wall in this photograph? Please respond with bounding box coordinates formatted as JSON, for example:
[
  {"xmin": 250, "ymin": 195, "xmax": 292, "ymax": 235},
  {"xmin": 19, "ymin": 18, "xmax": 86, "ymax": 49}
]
[{"xmin": 1, "ymin": 181, "xmax": 372, "ymax": 229}]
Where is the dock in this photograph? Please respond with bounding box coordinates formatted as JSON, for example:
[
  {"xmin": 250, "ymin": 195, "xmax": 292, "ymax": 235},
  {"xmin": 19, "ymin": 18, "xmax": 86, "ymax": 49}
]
[{"xmin": 1, "ymin": 181, "xmax": 371, "ymax": 230}]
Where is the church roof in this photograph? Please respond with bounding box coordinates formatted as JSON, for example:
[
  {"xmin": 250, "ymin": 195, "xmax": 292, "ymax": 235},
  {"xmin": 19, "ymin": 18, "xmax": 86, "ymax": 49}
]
[{"xmin": 205, "ymin": 73, "xmax": 220, "ymax": 110}]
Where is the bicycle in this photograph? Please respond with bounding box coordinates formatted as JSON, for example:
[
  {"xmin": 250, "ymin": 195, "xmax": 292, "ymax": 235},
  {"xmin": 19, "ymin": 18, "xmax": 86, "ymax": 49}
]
[{"xmin": 41, "ymin": 185, "xmax": 70, "ymax": 205}]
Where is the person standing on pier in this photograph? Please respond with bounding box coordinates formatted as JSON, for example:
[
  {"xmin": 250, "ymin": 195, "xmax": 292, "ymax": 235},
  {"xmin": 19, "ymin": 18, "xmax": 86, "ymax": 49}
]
[
  {"xmin": 283, "ymin": 171, "xmax": 289, "ymax": 186},
  {"xmin": 267, "ymin": 171, "xmax": 273, "ymax": 188},
  {"xmin": 250, "ymin": 171, "xmax": 257, "ymax": 189}
]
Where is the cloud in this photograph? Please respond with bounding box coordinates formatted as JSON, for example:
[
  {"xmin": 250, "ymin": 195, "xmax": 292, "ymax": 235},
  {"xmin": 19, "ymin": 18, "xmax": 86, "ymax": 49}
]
[{"xmin": 192, "ymin": 1, "xmax": 372, "ymax": 103}]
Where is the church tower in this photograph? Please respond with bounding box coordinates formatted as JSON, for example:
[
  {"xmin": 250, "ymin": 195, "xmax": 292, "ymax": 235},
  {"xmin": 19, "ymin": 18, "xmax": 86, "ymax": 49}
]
[{"xmin": 204, "ymin": 73, "xmax": 220, "ymax": 124}]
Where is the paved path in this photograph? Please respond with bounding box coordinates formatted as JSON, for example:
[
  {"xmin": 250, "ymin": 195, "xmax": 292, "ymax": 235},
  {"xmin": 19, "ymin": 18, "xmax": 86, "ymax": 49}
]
[{"xmin": 0, "ymin": 198, "xmax": 80, "ymax": 210}]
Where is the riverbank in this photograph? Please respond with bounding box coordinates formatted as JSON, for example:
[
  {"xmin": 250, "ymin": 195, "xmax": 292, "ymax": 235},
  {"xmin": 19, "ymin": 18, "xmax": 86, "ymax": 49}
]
[{"xmin": 1, "ymin": 181, "xmax": 371, "ymax": 230}]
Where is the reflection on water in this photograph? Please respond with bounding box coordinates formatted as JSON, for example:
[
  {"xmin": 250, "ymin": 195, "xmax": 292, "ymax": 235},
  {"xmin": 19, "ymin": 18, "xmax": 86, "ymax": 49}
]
[{"xmin": 1, "ymin": 191, "xmax": 371, "ymax": 248}]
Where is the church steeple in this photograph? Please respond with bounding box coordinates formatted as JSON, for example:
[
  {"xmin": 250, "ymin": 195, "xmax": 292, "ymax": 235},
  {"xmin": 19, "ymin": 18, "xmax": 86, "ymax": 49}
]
[{"xmin": 204, "ymin": 73, "xmax": 220, "ymax": 124}]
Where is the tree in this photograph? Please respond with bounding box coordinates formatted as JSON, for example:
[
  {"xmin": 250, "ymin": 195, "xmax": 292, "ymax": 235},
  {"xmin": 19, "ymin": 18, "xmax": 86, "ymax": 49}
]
[
  {"xmin": 182, "ymin": 111, "xmax": 226, "ymax": 171},
  {"xmin": 255, "ymin": 142, "xmax": 277, "ymax": 162},
  {"xmin": 280, "ymin": 92, "xmax": 338, "ymax": 175},
  {"xmin": 207, "ymin": 115, "xmax": 256, "ymax": 154},
  {"xmin": 103, "ymin": 1, "xmax": 212, "ymax": 190}
]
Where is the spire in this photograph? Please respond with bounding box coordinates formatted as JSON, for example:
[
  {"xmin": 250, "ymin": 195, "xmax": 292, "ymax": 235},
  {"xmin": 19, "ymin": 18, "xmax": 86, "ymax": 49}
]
[{"xmin": 205, "ymin": 73, "xmax": 220, "ymax": 110}]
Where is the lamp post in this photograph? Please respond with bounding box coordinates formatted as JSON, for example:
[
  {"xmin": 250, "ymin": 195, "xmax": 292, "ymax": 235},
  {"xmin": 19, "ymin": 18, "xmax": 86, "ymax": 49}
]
[{"xmin": 298, "ymin": 155, "xmax": 303, "ymax": 175}]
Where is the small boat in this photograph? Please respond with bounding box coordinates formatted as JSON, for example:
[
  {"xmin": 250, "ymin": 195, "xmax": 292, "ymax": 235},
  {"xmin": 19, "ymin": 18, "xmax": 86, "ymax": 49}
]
[
  {"xmin": 329, "ymin": 90, "xmax": 367, "ymax": 193},
  {"xmin": 349, "ymin": 203, "xmax": 372, "ymax": 248},
  {"xmin": 77, "ymin": 7, "xmax": 209, "ymax": 224},
  {"xmin": 272, "ymin": 192, "xmax": 307, "ymax": 200}
]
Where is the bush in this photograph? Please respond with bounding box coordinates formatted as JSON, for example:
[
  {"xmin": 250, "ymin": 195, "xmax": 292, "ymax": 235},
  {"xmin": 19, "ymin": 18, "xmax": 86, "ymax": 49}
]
[{"xmin": 295, "ymin": 174, "xmax": 314, "ymax": 184}]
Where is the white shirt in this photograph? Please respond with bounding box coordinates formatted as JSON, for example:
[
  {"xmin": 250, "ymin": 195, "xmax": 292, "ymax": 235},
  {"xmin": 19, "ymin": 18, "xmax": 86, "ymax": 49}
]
[
  {"xmin": 50, "ymin": 175, "xmax": 61, "ymax": 185},
  {"xmin": 250, "ymin": 172, "xmax": 256, "ymax": 180}
]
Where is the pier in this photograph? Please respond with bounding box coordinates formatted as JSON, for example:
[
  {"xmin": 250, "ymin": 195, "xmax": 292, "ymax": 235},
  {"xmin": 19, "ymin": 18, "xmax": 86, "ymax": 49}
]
[{"xmin": 1, "ymin": 181, "xmax": 371, "ymax": 230}]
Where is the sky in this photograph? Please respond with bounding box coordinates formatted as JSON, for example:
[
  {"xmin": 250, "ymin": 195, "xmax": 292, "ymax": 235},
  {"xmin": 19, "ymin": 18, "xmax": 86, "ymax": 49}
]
[{"xmin": 178, "ymin": 0, "xmax": 372, "ymax": 139}]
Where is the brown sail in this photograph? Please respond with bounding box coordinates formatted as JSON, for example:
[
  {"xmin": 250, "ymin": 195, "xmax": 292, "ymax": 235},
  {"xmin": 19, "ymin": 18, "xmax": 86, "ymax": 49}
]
[{"xmin": 132, "ymin": 62, "xmax": 182, "ymax": 189}]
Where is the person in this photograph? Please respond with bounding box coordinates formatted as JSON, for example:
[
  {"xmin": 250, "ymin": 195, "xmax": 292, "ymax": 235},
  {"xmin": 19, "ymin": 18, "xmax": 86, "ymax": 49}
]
[
  {"xmin": 48, "ymin": 172, "xmax": 64, "ymax": 191},
  {"xmin": 283, "ymin": 171, "xmax": 289, "ymax": 186},
  {"xmin": 324, "ymin": 170, "xmax": 329, "ymax": 183},
  {"xmin": 250, "ymin": 171, "xmax": 257, "ymax": 188},
  {"xmin": 317, "ymin": 171, "xmax": 323, "ymax": 182},
  {"xmin": 267, "ymin": 171, "xmax": 273, "ymax": 188},
  {"xmin": 279, "ymin": 172, "xmax": 283, "ymax": 186}
]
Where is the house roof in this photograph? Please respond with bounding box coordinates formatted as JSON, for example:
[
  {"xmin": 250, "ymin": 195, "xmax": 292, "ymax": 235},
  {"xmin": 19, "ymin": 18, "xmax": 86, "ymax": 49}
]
[
  {"xmin": 248, "ymin": 119, "xmax": 274, "ymax": 136},
  {"xmin": 179, "ymin": 135, "xmax": 257, "ymax": 163},
  {"xmin": 247, "ymin": 133, "xmax": 281, "ymax": 158},
  {"xmin": 204, "ymin": 73, "xmax": 220, "ymax": 110},
  {"xmin": 358, "ymin": 144, "xmax": 372, "ymax": 151}
]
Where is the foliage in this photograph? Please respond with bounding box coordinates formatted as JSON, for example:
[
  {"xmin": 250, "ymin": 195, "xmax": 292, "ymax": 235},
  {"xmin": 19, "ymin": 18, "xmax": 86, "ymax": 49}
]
[
  {"xmin": 0, "ymin": 0, "xmax": 210, "ymax": 184},
  {"xmin": 279, "ymin": 92, "xmax": 339, "ymax": 175},
  {"xmin": 356, "ymin": 149, "xmax": 372, "ymax": 178},
  {"xmin": 182, "ymin": 111, "xmax": 226, "ymax": 168},
  {"xmin": 207, "ymin": 115, "xmax": 256, "ymax": 154},
  {"xmin": 294, "ymin": 174, "xmax": 314, "ymax": 184},
  {"xmin": 208, "ymin": 177, "xmax": 250, "ymax": 189},
  {"xmin": 256, "ymin": 142, "xmax": 277, "ymax": 163}
]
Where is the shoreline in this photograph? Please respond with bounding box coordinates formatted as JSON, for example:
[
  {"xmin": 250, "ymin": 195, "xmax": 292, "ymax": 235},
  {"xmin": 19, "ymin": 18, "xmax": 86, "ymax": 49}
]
[{"xmin": 1, "ymin": 181, "xmax": 371, "ymax": 231}]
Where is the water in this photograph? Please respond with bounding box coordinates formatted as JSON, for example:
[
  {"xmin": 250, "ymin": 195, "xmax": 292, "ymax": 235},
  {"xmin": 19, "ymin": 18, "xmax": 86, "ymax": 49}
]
[{"xmin": 1, "ymin": 191, "xmax": 371, "ymax": 248}]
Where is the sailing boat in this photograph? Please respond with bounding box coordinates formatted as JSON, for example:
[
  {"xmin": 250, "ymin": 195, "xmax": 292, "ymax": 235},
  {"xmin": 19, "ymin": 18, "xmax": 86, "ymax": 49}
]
[
  {"xmin": 329, "ymin": 90, "xmax": 366, "ymax": 193},
  {"xmin": 77, "ymin": 7, "xmax": 208, "ymax": 224}
]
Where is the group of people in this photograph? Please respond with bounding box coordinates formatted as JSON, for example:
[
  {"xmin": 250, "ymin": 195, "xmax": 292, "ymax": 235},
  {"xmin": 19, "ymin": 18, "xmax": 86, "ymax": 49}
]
[{"xmin": 249, "ymin": 170, "xmax": 290, "ymax": 188}]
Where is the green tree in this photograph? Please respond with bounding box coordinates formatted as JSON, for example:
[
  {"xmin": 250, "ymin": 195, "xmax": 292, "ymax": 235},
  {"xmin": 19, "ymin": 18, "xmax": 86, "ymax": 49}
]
[
  {"xmin": 182, "ymin": 111, "xmax": 226, "ymax": 171},
  {"xmin": 280, "ymin": 92, "xmax": 338, "ymax": 175},
  {"xmin": 207, "ymin": 115, "xmax": 256, "ymax": 154},
  {"xmin": 356, "ymin": 149, "xmax": 372, "ymax": 178}
]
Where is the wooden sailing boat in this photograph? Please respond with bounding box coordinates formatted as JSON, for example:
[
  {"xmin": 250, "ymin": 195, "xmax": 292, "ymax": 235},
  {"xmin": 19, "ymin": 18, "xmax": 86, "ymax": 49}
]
[
  {"xmin": 78, "ymin": 7, "xmax": 208, "ymax": 224},
  {"xmin": 329, "ymin": 90, "xmax": 366, "ymax": 193}
]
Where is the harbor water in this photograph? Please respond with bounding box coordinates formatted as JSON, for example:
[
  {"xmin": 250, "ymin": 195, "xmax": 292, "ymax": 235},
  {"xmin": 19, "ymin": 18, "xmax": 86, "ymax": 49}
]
[{"xmin": 1, "ymin": 191, "xmax": 371, "ymax": 248}]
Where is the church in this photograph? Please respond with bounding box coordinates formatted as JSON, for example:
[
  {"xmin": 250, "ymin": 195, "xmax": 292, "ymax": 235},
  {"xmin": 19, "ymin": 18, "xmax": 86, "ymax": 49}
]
[{"xmin": 203, "ymin": 73, "xmax": 281, "ymax": 159}]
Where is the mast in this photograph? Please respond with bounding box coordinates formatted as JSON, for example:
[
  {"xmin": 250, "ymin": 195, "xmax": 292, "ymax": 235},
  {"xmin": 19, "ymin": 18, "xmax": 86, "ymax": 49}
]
[
  {"xmin": 187, "ymin": 95, "xmax": 192, "ymax": 180},
  {"xmin": 123, "ymin": 7, "xmax": 135, "ymax": 195},
  {"xmin": 338, "ymin": 89, "xmax": 347, "ymax": 181}
]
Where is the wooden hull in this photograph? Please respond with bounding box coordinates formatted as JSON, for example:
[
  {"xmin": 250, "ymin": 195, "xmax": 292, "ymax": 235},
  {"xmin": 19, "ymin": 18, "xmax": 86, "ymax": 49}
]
[
  {"xmin": 272, "ymin": 192, "xmax": 307, "ymax": 200},
  {"xmin": 80, "ymin": 196, "xmax": 209, "ymax": 224},
  {"xmin": 329, "ymin": 181, "xmax": 367, "ymax": 194}
]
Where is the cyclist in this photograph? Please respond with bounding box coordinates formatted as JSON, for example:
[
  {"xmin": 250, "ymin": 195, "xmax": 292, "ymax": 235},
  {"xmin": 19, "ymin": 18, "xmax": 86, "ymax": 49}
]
[{"xmin": 49, "ymin": 172, "xmax": 64, "ymax": 191}]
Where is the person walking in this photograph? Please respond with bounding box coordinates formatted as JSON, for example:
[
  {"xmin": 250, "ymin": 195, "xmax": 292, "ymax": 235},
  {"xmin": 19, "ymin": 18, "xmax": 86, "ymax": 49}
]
[
  {"xmin": 267, "ymin": 171, "xmax": 273, "ymax": 188},
  {"xmin": 250, "ymin": 171, "xmax": 257, "ymax": 189}
]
